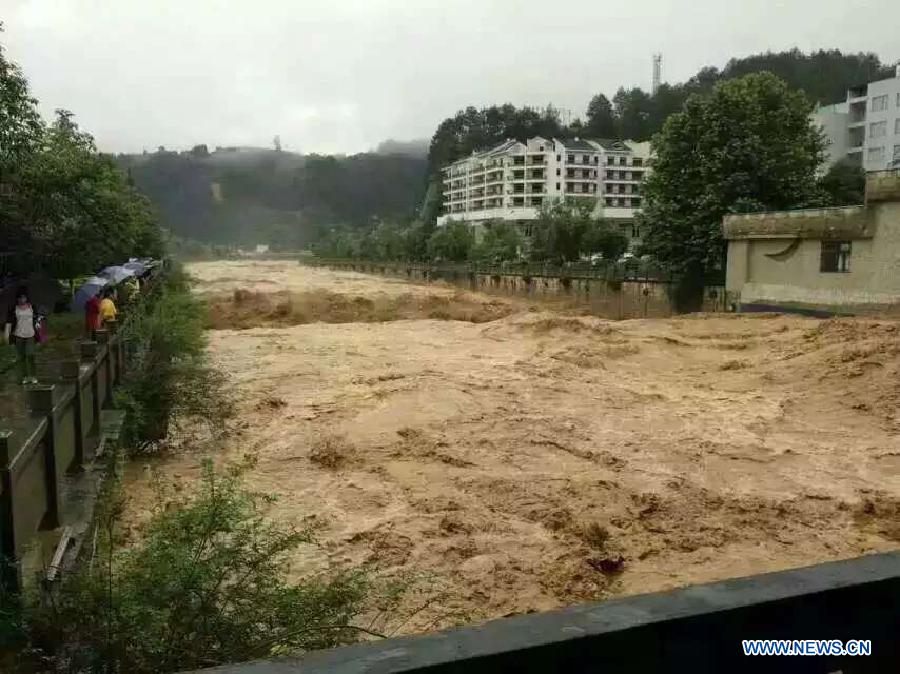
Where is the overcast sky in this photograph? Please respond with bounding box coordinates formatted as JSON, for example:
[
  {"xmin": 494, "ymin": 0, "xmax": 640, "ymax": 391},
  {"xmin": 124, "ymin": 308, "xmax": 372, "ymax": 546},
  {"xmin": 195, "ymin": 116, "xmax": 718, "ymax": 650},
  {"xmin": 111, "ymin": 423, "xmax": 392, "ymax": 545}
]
[{"xmin": 3, "ymin": 0, "xmax": 899, "ymax": 155}]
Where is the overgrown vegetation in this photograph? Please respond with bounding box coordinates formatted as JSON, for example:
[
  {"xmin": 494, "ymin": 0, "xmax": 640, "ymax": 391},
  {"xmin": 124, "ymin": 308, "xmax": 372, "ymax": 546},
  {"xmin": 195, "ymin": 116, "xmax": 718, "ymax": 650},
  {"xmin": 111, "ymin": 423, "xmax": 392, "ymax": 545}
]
[
  {"xmin": 817, "ymin": 160, "xmax": 867, "ymax": 207},
  {"xmin": 116, "ymin": 265, "xmax": 232, "ymax": 452},
  {"xmin": 13, "ymin": 458, "xmax": 400, "ymax": 673},
  {"xmin": 530, "ymin": 200, "xmax": 628, "ymax": 264},
  {"xmin": 313, "ymin": 200, "xmax": 629, "ymax": 265}
]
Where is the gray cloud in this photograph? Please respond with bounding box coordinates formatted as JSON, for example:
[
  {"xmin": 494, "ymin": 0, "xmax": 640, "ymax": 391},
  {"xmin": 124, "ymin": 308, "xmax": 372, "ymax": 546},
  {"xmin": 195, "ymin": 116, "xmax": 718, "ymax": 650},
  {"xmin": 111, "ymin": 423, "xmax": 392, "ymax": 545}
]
[{"xmin": 4, "ymin": 0, "xmax": 899, "ymax": 154}]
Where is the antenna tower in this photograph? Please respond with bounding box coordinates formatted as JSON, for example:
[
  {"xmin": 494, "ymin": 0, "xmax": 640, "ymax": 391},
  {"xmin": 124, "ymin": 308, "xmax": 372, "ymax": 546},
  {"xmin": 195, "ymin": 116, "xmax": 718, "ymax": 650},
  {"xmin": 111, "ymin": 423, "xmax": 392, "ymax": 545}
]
[{"xmin": 652, "ymin": 54, "xmax": 662, "ymax": 95}]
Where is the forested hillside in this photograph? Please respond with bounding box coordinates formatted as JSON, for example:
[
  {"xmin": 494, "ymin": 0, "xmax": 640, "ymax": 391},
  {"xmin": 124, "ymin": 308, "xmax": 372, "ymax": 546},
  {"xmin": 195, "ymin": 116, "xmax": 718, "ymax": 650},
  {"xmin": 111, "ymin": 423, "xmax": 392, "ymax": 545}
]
[{"xmin": 117, "ymin": 148, "xmax": 427, "ymax": 249}]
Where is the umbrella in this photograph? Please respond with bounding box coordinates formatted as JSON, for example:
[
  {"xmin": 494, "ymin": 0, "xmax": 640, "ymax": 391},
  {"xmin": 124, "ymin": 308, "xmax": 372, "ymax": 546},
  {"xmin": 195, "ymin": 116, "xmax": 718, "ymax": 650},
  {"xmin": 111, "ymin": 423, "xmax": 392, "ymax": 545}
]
[
  {"xmin": 0, "ymin": 273, "xmax": 63, "ymax": 315},
  {"xmin": 123, "ymin": 260, "xmax": 147, "ymax": 275},
  {"xmin": 100, "ymin": 265, "xmax": 136, "ymax": 284},
  {"xmin": 71, "ymin": 276, "xmax": 109, "ymax": 312}
]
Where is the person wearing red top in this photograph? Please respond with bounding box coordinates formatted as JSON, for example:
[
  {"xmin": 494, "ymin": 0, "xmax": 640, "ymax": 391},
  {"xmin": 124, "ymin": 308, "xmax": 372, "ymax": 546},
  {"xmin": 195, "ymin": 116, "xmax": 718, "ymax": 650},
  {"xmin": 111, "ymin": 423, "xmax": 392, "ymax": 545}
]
[{"xmin": 84, "ymin": 294, "xmax": 101, "ymax": 338}]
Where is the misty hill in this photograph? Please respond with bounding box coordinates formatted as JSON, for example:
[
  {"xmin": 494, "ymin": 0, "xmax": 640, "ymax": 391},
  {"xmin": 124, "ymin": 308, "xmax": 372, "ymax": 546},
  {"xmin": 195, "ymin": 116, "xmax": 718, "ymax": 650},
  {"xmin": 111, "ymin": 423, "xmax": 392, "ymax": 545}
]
[
  {"xmin": 374, "ymin": 138, "xmax": 429, "ymax": 158},
  {"xmin": 117, "ymin": 146, "xmax": 426, "ymax": 248}
]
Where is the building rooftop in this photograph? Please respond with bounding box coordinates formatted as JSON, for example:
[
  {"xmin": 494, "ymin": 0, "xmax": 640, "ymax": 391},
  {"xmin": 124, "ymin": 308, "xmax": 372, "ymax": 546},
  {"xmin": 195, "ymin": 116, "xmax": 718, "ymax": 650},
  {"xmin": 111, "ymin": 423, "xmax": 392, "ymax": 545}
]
[
  {"xmin": 723, "ymin": 205, "xmax": 870, "ymax": 240},
  {"xmin": 593, "ymin": 138, "xmax": 631, "ymax": 152},
  {"xmin": 558, "ymin": 138, "xmax": 597, "ymax": 152}
]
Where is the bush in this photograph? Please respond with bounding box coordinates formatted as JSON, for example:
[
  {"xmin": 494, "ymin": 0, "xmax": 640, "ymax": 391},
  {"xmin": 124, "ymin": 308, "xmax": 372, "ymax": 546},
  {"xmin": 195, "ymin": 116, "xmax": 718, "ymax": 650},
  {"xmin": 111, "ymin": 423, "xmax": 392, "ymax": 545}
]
[
  {"xmin": 116, "ymin": 267, "xmax": 232, "ymax": 452},
  {"xmin": 21, "ymin": 459, "xmax": 390, "ymax": 673}
]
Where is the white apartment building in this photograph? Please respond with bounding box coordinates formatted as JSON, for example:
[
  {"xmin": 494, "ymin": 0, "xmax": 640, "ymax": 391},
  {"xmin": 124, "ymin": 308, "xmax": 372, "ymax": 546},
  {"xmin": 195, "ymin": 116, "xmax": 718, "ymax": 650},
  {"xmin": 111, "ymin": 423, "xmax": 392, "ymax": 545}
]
[
  {"xmin": 438, "ymin": 136, "xmax": 650, "ymax": 244},
  {"xmin": 813, "ymin": 68, "xmax": 900, "ymax": 172}
]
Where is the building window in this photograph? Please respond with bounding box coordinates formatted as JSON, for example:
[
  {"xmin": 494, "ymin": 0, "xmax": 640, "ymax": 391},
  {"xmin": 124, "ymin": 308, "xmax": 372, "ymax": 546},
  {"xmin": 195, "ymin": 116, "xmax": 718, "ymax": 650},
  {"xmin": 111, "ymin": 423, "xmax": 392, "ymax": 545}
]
[
  {"xmin": 868, "ymin": 146, "xmax": 885, "ymax": 162},
  {"xmin": 567, "ymin": 154, "xmax": 574, "ymax": 163},
  {"xmin": 872, "ymin": 95, "xmax": 888, "ymax": 112},
  {"xmin": 618, "ymin": 157, "xmax": 626, "ymax": 166},
  {"xmin": 605, "ymin": 197, "xmax": 613, "ymax": 206},
  {"xmin": 607, "ymin": 156, "xmax": 614, "ymax": 165},
  {"xmin": 605, "ymin": 171, "xmax": 613, "ymax": 179},
  {"xmin": 633, "ymin": 158, "xmax": 643, "ymax": 167},
  {"xmin": 820, "ymin": 241, "xmax": 851, "ymax": 273},
  {"xmin": 894, "ymin": 145, "xmax": 900, "ymax": 162},
  {"xmin": 556, "ymin": 154, "xmax": 561, "ymax": 161},
  {"xmin": 556, "ymin": 167, "xmax": 561, "ymax": 176},
  {"xmin": 556, "ymin": 182, "xmax": 560, "ymax": 190},
  {"xmin": 870, "ymin": 121, "xmax": 887, "ymax": 138},
  {"xmin": 539, "ymin": 145, "xmax": 544, "ymax": 151},
  {"xmin": 631, "ymin": 224, "xmax": 640, "ymax": 238},
  {"xmin": 896, "ymin": 118, "xmax": 900, "ymax": 135},
  {"xmin": 632, "ymin": 197, "xmax": 642, "ymax": 207},
  {"xmin": 617, "ymin": 198, "xmax": 625, "ymax": 206}
]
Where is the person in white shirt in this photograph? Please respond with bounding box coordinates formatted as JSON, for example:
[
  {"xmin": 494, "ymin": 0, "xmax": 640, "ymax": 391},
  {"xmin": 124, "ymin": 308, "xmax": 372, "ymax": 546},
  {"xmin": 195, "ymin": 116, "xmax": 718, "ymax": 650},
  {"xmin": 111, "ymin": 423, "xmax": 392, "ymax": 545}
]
[{"xmin": 4, "ymin": 288, "xmax": 39, "ymax": 384}]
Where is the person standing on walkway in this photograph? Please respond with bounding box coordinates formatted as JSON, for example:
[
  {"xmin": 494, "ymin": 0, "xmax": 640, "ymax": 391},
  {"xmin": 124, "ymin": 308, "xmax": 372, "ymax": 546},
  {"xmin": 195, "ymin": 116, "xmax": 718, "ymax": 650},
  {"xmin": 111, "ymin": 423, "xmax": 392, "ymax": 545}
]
[
  {"xmin": 84, "ymin": 292, "xmax": 101, "ymax": 338},
  {"xmin": 99, "ymin": 287, "xmax": 118, "ymax": 326},
  {"xmin": 4, "ymin": 288, "xmax": 40, "ymax": 384}
]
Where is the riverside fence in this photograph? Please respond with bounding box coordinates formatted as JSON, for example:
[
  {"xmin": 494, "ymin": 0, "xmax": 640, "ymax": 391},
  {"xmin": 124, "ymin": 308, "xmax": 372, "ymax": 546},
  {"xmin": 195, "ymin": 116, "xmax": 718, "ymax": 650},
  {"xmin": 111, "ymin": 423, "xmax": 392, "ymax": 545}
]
[
  {"xmin": 0, "ymin": 268, "xmax": 161, "ymax": 594},
  {"xmin": 302, "ymin": 259, "xmax": 727, "ymax": 317}
]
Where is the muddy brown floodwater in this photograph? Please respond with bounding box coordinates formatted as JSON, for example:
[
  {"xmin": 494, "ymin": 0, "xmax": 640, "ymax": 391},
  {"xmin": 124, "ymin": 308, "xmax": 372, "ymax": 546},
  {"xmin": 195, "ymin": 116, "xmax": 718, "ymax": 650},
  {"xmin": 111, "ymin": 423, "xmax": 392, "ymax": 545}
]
[{"xmin": 124, "ymin": 259, "xmax": 900, "ymax": 634}]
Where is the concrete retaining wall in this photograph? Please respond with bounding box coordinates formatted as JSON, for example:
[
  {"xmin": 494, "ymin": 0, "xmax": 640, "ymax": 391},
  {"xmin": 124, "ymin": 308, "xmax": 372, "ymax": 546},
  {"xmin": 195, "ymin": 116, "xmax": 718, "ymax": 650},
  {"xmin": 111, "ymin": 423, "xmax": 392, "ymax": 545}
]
[{"xmin": 309, "ymin": 261, "xmax": 725, "ymax": 318}]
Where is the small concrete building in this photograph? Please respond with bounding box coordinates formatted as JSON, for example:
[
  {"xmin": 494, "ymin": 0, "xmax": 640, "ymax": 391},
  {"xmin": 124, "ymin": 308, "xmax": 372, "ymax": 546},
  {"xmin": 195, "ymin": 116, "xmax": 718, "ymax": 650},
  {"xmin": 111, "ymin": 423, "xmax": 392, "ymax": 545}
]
[{"xmin": 723, "ymin": 170, "xmax": 900, "ymax": 315}]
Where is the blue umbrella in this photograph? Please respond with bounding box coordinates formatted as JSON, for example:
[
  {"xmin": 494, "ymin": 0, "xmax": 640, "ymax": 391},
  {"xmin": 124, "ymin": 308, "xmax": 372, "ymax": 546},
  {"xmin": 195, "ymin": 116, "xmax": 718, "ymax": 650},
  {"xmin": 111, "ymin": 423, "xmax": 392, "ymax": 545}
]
[
  {"xmin": 100, "ymin": 265, "xmax": 136, "ymax": 284},
  {"xmin": 71, "ymin": 276, "xmax": 109, "ymax": 311}
]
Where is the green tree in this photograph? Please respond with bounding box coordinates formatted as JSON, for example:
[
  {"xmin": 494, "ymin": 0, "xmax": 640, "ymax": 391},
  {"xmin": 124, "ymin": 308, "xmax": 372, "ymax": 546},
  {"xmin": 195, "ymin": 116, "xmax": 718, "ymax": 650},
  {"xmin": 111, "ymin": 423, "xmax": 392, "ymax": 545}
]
[
  {"xmin": 0, "ymin": 25, "xmax": 42, "ymax": 175},
  {"xmin": 817, "ymin": 159, "xmax": 866, "ymax": 206},
  {"xmin": 613, "ymin": 87, "xmax": 654, "ymax": 140},
  {"xmin": 530, "ymin": 199, "xmax": 598, "ymax": 263},
  {"xmin": 471, "ymin": 220, "xmax": 522, "ymax": 262},
  {"xmin": 582, "ymin": 222, "xmax": 629, "ymax": 261},
  {"xmin": 584, "ymin": 94, "xmax": 617, "ymax": 138},
  {"xmin": 370, "ymin": 221, "xmax": 405, "ymax": 260},
  {"xmin": 401, "ymin": 220, "xmax": 431, "ymax": 261},
  {"xmin": 640, "ymin": 72, "xmax": 824, "ymax": 309},
  {"xmin": 427, "ymin": 220, "xmax": 473, "ymax": 261},
  {"xmin": 15, "ymin": 110, "xmax": 163, "ymax": 278}
]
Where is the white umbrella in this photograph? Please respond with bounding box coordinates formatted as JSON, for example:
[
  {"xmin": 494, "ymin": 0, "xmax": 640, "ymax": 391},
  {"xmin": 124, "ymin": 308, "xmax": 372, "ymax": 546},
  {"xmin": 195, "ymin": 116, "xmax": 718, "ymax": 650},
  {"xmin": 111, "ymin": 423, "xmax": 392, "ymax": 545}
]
[{"xmin": 100, "ymin": 265, "xmax": 136, "ymax": 284}]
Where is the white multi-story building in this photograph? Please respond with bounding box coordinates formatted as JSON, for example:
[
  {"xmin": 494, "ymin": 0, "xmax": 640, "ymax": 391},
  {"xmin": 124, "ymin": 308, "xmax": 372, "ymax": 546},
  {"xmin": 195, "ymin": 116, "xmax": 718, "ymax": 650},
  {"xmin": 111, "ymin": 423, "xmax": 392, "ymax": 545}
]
[
  {"xmin": 438, "ymin": 136, "xmax": 650, "ymax": 244},
  {"xmin": 813, "ymin": 67, "xmax": 900, "ymax": 172}
]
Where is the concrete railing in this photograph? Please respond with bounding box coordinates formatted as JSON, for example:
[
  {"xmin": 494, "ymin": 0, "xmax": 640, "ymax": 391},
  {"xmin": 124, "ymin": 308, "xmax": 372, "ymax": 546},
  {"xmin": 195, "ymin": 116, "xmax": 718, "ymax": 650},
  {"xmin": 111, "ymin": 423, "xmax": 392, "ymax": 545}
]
[
  {"xmin": 0, "ymin": 268, "xmax": 163, "ymax": 593},
  {"xmin": 0, "ymin": 326, "xmax": 126, "ymax": 591},
  {"xmin": 191, "ymin": 550, "xmax": 900, "ymax": 673}
]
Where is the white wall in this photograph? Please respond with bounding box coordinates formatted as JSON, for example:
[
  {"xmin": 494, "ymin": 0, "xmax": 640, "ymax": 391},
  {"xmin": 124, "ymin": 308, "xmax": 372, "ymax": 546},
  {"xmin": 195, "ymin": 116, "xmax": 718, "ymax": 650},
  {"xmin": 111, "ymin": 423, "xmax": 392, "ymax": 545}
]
[
  {"xmin": 865, "ymin": 77, "xmax": 900, "ymax": 170},
  {"xmin": 813, "ymin": 102, "xmax": 849, "ymax": 172}
]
